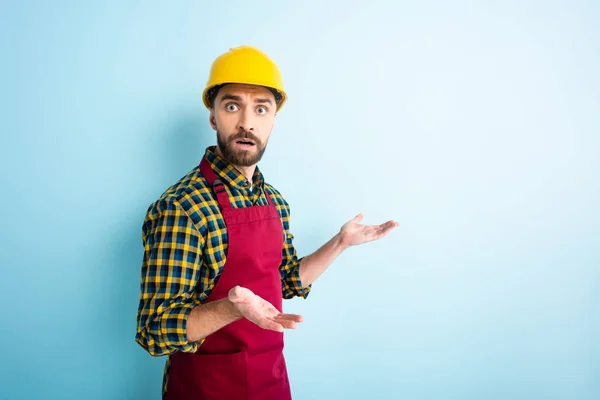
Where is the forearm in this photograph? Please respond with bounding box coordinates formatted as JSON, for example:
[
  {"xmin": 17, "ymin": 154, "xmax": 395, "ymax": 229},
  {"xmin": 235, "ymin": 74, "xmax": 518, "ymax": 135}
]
[
  {"xmin": 298, "ymin": 232, "xmax": 348, "ymax": 287},
  {"xmin": 186, "ymin": 297, "xmax": 243, "ymax": 342}
]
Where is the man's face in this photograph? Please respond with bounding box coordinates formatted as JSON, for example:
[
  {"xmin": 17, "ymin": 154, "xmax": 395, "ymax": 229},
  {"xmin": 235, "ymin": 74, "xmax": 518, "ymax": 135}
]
[{"xmin": 210, "ymin": 83, "xmax": 277, "ymax": 167}]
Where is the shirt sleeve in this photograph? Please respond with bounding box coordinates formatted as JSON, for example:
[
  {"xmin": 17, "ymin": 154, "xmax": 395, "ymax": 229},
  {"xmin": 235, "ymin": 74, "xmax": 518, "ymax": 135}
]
[
  {"xmin": 278, "ymin": 199, "xmax": 312, "ymax": 300},
  {"xmin": 135, "ymin": 196, "xmax": 206, "ymax": 356}
]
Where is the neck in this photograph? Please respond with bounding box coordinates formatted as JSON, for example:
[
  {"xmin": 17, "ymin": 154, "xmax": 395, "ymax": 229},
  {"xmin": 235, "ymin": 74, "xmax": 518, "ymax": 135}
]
[
  {"xmin": 236, "ymin": 165, "xmax": 256, "ymax": 184},
  {"xmin": 215, "ymin": 146, "xmax": 256, "ymax": 184}
]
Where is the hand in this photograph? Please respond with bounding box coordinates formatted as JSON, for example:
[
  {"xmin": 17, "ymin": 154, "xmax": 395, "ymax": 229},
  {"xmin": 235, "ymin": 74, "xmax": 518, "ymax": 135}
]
[
  {"xmin": 228, "ymin": 286, "xmax": 303, "ymax": 332},
  {"xmin": 339, "ymin": 213, "xmax": 399, "ymax": 248}
]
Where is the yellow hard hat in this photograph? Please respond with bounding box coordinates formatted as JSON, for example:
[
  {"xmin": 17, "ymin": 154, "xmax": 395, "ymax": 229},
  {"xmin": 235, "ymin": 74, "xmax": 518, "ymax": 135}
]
[{"xmin": 202, "ymin": 45, "xmax": 287, "ymax": 112}]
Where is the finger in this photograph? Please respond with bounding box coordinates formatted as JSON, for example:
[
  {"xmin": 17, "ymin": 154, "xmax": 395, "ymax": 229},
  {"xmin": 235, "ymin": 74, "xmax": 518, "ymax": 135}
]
[
  {"xmin": 273, "ymin": 313, "xmax": 304, "ymax": 323},
  {"xmin": 260, "ymin": 302, "xmax": 281, "ymax": 316},
  {"xmin": 376, "ymin": 226, "xmax": 393, "ymax": 235},
  {"xmin": 366, "ymin": 226, "xmax": 392, "ymax": 241},
  {"xmin": 378, "ymin": 220, "xmax": 398, "ymax": 229},
  {"xmin": 363, "ymin": 222, "xmax": 395, "ymax": 233},
  {"xmin": 352, "ymin": 213, "xmax": 364, "ymax": 224},
  {"xmin": 258, "ymin": 318, "xmax": 284, "ymax": 332},
  {"xmin": 357, "ymin": 222, "xmax": 399, "ymax": 243},
  {"xmin": 271, "ymin": 317, "xmax": 298, "ymax": 329},
  {"xmin": 375, "ymin": 227, "xmax": 397, "ymax": 240},
  {"xmin": 377, "ymin": 221, "xmax": 399, "ymax": 233},
  {"xmin": 376, "ymin": 225, "xmax": 394, "ymax": 236}
]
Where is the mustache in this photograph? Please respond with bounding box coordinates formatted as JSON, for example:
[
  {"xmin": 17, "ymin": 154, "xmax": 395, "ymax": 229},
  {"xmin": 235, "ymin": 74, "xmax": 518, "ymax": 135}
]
[{"xmin": 228, "ymin": 130, "xmax": 261, "ymax": 144}]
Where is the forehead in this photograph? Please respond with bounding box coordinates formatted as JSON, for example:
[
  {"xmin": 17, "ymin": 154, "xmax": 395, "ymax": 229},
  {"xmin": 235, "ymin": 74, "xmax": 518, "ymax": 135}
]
[{"xmin": 217, "ymin": 83, "xmax": 274, "ymax": 101}]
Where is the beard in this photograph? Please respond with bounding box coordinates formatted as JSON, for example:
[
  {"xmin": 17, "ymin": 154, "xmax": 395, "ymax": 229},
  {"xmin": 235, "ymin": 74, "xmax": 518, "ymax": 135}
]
[{"xmin": 217, "ymin": 130, "xmax": 268, "ymax": 167}]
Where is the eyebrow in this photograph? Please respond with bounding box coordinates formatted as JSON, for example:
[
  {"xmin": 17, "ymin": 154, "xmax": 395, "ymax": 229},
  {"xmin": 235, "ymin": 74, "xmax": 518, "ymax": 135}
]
[
  {"xmin": 220, "ymin": 94, "xmax": 242, "ymax": 103},
  {"xmin": 220, "ymin": 94, "xmax": 273, "ymax": 105},
  {"xmin": 254, "ymin": 97, "xmax": 273, "ymax": 105}
]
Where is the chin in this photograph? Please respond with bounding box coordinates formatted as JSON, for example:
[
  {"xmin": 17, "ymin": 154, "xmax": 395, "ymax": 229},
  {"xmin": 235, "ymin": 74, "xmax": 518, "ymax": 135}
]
[{"xmin": 230, "ymin": 152, "xmax": 261, "ymax": 167}]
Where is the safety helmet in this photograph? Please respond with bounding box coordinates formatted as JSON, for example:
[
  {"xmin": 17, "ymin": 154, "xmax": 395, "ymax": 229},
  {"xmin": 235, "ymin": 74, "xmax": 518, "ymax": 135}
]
[{"xmin": 202, "ymin": 45, "xmax": 287, "ymax": 112}]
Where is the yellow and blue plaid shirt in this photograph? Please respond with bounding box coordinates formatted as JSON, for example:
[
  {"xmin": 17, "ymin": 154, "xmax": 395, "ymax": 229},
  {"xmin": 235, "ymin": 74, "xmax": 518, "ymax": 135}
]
[
  {"xmin": 135, "ymin": 146, "xmax": 310, "ymax": 356},
  {"xmin": 135, "ymin": 146, "xmax": 310, "ymax": 394}
]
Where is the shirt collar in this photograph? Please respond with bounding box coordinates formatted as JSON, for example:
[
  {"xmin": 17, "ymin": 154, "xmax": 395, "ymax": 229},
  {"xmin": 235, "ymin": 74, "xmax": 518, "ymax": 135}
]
[{"xmin": 204, "ymin": 146, "xmax": 265, "ymax": 190}]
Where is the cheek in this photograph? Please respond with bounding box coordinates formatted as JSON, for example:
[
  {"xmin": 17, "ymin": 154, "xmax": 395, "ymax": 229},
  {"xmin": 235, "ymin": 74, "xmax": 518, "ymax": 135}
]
[
  {"xmin": 258, "ymin": 118, "xmax": 275, "ymax": 135},
  {"xmin": 215, "ymin": 113, "xmax": 236, "ymax": 131}
]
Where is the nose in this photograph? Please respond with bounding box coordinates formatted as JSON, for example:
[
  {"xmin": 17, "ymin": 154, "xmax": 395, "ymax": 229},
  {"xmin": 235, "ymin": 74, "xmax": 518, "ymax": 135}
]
[{"xmin": 237, "ymin": 108, "xmax": 255, "ymax": 132}]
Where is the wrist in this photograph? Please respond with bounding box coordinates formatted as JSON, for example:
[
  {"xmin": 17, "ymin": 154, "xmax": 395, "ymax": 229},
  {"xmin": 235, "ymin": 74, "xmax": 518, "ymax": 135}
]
[
  {"xmin": 226, "ymin": 298, "xmax": 243, "ymax": 319},
  {"xmin": 336, "ymin": 231, "xmax": 351, "ymax": 251},
  {"xmin": 226, "ymin": 287, "xmax": 244, "ymax": 318}
]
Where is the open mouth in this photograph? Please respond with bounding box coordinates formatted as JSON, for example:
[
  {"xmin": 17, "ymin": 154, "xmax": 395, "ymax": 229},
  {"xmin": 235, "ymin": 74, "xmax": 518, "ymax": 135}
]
[{"xmin": 234, "ymin": 139, "xmax": 256, "ymax": 147}]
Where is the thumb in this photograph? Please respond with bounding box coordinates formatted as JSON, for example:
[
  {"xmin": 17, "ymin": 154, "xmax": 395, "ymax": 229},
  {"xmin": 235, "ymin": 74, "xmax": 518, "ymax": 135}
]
[
  {"xmin": 229, "ymin": 285, "xmax": 253, "ymax": 302},
  {"xmin": 353, "ymin": 213, "xmax": 364, "ymax": 223}
]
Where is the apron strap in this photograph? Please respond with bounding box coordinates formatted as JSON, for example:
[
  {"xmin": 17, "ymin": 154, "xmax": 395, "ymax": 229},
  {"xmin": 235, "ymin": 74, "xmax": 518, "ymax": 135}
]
[{"xmin": 199, "ymin": 157, "xmax": 232, "ymax": 210}]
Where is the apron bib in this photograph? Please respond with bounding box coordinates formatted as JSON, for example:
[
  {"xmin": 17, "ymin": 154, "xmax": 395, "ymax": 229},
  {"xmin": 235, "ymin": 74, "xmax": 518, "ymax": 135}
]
[{"xmin": 165, "ymin": 157, "xmax": 292, "ymax": 400}]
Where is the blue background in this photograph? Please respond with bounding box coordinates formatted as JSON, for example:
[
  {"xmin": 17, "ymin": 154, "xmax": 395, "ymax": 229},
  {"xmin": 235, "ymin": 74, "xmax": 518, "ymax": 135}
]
[{"xmin": 1, "ymin": 1, "xmax": 599, "ymax": 399}]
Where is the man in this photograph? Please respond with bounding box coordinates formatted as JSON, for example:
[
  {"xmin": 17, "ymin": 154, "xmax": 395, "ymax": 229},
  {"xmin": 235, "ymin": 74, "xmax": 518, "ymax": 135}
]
[{"xmin": 135, "ymin": 45, "xmax": 399, "ymax": 400}]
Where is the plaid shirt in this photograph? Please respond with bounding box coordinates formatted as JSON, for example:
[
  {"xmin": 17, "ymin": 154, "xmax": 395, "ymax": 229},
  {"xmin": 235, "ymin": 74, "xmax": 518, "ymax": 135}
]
[{"xmin": 135, "ymin": 146, "xmax": 310, "ymax": 394}]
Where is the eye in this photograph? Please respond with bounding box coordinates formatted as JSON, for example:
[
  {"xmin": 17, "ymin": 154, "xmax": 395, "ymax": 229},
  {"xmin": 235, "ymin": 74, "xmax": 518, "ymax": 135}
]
[
  {"xmin": 226, "ymin": 103, "xmax": 239, "ymax": 112},
  {"xmin": 256, "ymin": 106, "xmax": 268, "ymax": 115}
]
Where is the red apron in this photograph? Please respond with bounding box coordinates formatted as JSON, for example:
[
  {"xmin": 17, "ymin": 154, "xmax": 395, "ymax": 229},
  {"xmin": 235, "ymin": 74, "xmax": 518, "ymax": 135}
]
[{"xmin": 165, "ymin": 157, "xmax": 292, "ymax": 400}]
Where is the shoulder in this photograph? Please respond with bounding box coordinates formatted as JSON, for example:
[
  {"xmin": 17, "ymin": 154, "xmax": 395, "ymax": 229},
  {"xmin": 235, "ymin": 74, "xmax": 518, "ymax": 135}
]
[
  {"xmin": 143, "ymin": 166, "xmax": 213, "ymax": 229},
  {"xmin": 263, "ymin": 183, "xmax": 292, "ymax": 222},
  {"xmin": 263, "ymin": 183, "xmax": 289, "ymax": 208}
]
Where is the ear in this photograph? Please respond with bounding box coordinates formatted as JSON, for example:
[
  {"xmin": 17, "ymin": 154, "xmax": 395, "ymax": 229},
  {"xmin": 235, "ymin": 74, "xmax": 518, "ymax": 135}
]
[{"xmin": 209, "ymin": 111, "xmax": 217, "ymax": 131}]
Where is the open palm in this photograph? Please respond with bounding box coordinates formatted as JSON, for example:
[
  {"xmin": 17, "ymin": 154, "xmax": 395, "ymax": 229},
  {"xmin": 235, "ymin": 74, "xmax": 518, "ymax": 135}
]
[
  {"xmin": 339, "ymin": 213, "xmax": 399, "ymax": 247},
  {"xmin": 228, "ymin": 286, "xmax": 303, "ymax": 332}
]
